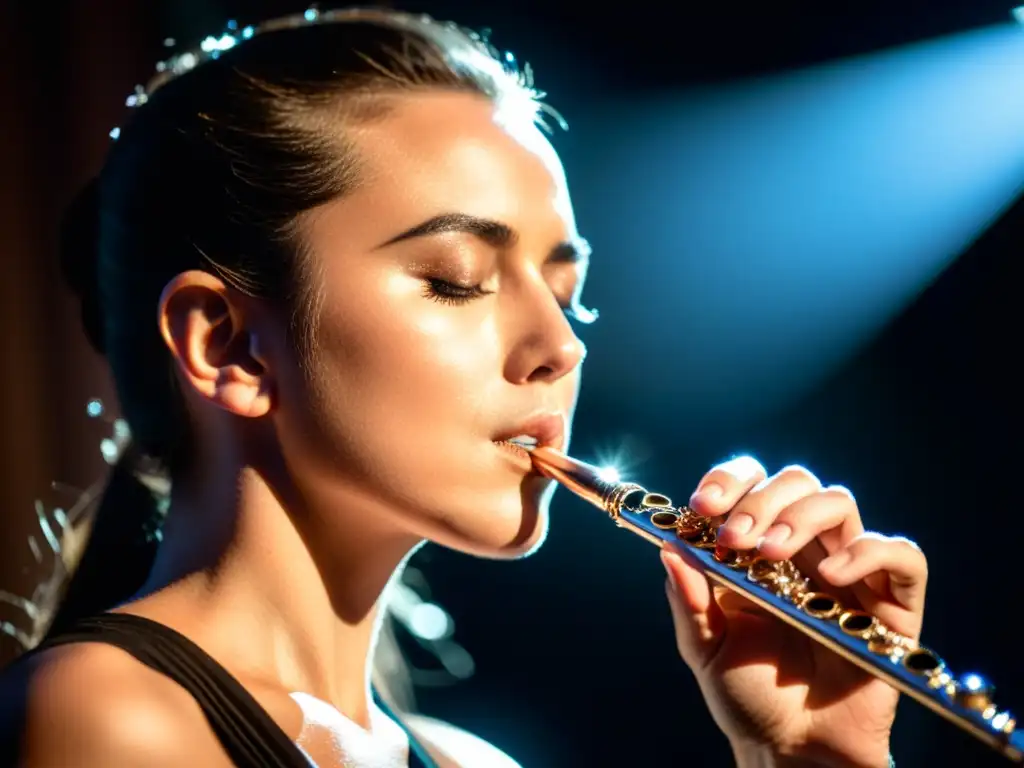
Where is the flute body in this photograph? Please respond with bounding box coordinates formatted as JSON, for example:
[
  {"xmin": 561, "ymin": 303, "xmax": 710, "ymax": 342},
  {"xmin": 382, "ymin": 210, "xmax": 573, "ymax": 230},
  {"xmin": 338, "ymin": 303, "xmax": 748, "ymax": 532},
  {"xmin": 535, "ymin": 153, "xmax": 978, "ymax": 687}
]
[{"xmin": 529, "ymin": 445, "xmax": 1023, "ymax": 763}]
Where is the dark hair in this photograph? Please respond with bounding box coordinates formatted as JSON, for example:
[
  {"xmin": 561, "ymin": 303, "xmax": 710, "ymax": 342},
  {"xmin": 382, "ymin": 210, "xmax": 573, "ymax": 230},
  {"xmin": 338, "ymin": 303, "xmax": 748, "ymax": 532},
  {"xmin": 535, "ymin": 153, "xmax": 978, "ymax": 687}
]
[{"xmin": 48, "ymin": 8, "xmax": 553, "ymax": 637}]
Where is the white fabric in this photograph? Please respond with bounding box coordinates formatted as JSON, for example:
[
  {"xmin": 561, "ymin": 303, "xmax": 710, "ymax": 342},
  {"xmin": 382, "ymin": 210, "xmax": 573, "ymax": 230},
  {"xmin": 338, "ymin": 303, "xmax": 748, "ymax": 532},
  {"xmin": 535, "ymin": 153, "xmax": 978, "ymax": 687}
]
[{"xmin": 290, "ymin": 692, "xmax": 410, "ymax": 768}]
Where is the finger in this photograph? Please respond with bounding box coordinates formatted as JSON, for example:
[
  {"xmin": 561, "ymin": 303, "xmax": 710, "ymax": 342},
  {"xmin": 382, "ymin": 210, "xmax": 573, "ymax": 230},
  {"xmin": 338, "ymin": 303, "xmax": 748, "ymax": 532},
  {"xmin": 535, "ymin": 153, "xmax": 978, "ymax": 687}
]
[
  {"xmin": 661, "ymin": 546, "xmax": 727, "ymax": 670},
  {"xmin": 689, "ymin": 455, "xmax": 767, "ymax": 518},
  {"xmin": 817, "ymin": 533, "xmax": 928, "ymax": 616},
  {"xmin": 716, "ymin": 465, "xmax": 823, "ymax": 550},
  {"xmin": 752, "ymin": 485, "xmax": 865, "ymax": 561}
]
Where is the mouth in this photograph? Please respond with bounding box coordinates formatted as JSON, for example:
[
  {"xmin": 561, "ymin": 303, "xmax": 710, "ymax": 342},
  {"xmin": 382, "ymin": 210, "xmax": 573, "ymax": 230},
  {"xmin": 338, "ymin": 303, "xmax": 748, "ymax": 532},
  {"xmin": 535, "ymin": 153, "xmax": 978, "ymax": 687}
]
[
  {"xmin": 493, "ymin": 440, "xmax": 535, "ymax": 463},
  {"xmin": 491, "ymin": 413, "xmax": 566, "ymax": 468}
]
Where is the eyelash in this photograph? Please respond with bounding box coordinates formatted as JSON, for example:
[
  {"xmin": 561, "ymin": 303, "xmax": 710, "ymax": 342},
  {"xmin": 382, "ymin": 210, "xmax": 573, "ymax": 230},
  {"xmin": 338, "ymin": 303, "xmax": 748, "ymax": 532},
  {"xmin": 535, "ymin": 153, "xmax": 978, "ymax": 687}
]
[
  {"xmin": 422, "ymin": 278, "xmax": 598, "ymax": 325},
  {"xmin": 422, "ymin": 278, "xmax": 493, "ymax": 306}
]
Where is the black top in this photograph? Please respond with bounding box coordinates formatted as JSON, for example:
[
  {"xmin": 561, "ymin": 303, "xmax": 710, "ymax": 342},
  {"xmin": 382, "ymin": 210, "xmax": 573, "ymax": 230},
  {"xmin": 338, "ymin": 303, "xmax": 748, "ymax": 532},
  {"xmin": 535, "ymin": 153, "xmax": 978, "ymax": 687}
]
[{"xmin": 30, "ymin": 612, "xmax": 437, "ymax": 768}]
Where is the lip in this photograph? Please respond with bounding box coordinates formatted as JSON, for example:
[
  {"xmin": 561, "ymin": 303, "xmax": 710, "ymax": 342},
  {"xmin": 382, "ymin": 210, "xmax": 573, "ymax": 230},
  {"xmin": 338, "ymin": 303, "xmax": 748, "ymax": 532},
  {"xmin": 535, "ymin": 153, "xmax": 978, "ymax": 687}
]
[{"xmin": 492, "ymin": 412, "xmax": 566, "ymax": 452}]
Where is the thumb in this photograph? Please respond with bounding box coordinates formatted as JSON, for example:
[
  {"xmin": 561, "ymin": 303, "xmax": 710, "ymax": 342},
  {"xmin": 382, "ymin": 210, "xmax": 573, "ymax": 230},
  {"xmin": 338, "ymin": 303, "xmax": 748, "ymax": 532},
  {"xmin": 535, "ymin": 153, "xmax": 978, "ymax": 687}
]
[{"xmin": 661, "ymin": 545, "xmax": 727, "ymax": 671}]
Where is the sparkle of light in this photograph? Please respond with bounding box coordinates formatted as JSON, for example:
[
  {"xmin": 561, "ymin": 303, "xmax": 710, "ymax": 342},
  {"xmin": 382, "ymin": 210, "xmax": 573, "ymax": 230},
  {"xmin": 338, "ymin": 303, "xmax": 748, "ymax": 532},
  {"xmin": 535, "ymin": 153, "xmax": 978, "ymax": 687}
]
[
  {"xmin": 409, "ymin": 603, "xmax": 450, "ymax": 641},
  {"xmin": 963, "ymin": 674, "xmax": 986, "ymax": 692},
  {"xmin": 200, "ymin": 34, "xmax": 238, "ymax": 53},
  {"xmin": 100, "ymin": 438, "xmax": 119, "ymax": 464}
]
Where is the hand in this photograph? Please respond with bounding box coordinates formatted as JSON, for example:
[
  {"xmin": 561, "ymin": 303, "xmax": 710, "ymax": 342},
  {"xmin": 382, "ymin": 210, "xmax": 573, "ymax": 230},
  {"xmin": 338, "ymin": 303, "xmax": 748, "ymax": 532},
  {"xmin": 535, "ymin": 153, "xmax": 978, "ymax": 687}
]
[{"xmin": 661, "ymin": 456, "xmax": 927, "ymax": 768}]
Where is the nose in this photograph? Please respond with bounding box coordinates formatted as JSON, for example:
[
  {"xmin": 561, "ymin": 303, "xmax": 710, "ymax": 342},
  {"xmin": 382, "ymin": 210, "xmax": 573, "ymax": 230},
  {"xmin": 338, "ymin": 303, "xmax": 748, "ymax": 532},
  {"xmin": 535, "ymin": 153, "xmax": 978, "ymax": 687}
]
[{"xmin": 503, "ymin": 280, "xmax": 586, "ymax": 385}]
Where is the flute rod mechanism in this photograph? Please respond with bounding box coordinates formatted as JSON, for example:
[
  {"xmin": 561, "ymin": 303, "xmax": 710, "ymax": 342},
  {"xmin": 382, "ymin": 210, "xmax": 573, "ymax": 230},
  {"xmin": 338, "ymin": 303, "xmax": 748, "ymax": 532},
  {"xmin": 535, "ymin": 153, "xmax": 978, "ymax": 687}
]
[{"xmin": 530, "ymin": 445, "xmax": 1023, "ymax": 763}]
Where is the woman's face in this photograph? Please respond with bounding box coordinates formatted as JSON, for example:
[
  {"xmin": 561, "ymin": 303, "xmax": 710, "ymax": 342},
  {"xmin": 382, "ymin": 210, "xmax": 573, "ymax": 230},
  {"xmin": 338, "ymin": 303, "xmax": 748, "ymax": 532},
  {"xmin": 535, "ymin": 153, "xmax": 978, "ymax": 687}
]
[{"xmin": 270, "ymin": 90, "xmax": 590, "ymax": 559}]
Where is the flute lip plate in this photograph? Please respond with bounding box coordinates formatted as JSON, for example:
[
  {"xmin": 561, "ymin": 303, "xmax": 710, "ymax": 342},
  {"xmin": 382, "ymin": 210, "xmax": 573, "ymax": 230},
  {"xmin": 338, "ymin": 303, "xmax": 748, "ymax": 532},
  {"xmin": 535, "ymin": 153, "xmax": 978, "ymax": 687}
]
[{"xmin": 528, "ymin": 446, "xmax": 623, "ymax": 510}]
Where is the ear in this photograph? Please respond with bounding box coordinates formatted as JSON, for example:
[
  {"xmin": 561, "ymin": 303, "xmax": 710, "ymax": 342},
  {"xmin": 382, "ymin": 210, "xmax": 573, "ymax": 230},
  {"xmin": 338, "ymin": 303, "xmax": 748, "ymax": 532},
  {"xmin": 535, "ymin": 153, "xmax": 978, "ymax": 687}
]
[{"xmin": 157, "ymin": 270, "xmax": 273, "ymax": 419}]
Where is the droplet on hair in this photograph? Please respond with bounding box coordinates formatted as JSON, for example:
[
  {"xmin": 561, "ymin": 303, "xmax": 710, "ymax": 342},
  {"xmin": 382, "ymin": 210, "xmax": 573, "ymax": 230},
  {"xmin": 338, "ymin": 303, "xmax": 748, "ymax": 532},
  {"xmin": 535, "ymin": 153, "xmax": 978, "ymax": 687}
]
[
  {"xmin": 86, "ymin": 399, "xmax": 104, "ymax": 418},
  {"xmin": 100, "ymin": 438, "xmax": 119, "ymax": 464},
  {"xmin": 125, "ymin": 85, "xmax": 148, "ymax": 108},
  {"xmin": 27, "ymin": 535, "xmax": 41, "ymax": 564},
  {"xmin": 113, "ymin": 418, "xmax": 131, "ymax": 440},
  {"xmin": 409, "ymin": 603, "xmax": 450, "ymax": 641}
]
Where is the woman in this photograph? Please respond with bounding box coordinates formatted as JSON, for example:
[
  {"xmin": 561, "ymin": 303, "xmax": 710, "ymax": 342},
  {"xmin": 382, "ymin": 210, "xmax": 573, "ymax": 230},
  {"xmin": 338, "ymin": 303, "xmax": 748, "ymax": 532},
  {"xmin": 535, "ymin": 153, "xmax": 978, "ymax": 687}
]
[{"xmin": 0, "ymin": 7, "xmax": 926, "ymax": 767}]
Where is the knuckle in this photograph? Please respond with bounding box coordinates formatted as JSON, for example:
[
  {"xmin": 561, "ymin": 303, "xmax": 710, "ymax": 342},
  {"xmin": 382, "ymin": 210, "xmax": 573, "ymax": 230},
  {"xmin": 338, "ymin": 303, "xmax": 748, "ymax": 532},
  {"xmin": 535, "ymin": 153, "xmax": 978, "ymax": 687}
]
[
  {"xmin": 713, "ymin": 455, "xmax": 766, "ymax": 483},
  {"xmin": 892, "ymin": 536, "xmax": 929, "ymax": 573},
  {"xmin": 848, "ymin": 530, "xmax": 887, "ymax": 552},
  {"xmin": 822, "ymin": 483, "xmax": 856, "ymax": 503},
  {"xmin": 775, "ymin": 464, "xmax": 822, "ymax": 489},
  {"xmin": 890, "ymin": 534, "xmax": 922, "ymax": 552},
  {"xmin": 845, "ymin": 532, "xmax": 928, "ymax": 576}
]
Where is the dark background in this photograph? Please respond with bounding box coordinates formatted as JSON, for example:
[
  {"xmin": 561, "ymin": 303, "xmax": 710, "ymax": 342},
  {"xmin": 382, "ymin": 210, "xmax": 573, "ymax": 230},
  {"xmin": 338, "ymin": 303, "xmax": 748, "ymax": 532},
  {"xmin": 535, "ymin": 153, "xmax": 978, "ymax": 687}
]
[{"xmin": 1, "ymin": 1, "xmax": 1021, "ymax": 766}]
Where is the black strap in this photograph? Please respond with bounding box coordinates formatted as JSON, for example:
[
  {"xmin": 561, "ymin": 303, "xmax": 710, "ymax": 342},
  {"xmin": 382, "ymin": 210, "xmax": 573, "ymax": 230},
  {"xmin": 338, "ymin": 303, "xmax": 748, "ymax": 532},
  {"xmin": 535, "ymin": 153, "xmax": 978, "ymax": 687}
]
[{"xmin": 33, "ymin": 613, "xmax": 436, "ymax": 767}]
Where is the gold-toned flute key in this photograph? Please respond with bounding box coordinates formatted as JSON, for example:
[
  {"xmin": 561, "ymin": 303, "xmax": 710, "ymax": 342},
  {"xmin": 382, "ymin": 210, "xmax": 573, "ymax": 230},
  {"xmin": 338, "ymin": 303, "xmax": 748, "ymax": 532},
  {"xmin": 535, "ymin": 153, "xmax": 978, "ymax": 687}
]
[{"xmin": 529, "ymin": 445, "xmax": 1022, "ymax": 764}]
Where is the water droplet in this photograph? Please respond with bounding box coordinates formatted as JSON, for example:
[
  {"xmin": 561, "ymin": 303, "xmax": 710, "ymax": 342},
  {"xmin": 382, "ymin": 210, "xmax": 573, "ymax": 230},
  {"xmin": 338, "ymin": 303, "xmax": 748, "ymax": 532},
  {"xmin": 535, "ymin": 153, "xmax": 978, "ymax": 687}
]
[
  {"xmin": 100, "ymin": 438, "xmax": 119, "ymax": 464},
  {"xmin": 409, "ymin": 603, "xmax": 450, "ymax": 641}
]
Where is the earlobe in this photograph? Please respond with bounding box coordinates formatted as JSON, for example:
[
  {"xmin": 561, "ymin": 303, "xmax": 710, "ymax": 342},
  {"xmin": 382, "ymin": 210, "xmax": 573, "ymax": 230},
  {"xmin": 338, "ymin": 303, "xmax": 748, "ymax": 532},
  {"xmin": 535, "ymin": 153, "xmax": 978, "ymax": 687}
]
[
  {"xmin": 157, "ymin": 270, "xmax": 273, "ymax": 419},
  {"xmin": 216, "ymin": 331, "xmax": 273, "ymax": 418},
  {"xmin": 212, "ymin": 351, "xmax": 273, "ymax": 419}
]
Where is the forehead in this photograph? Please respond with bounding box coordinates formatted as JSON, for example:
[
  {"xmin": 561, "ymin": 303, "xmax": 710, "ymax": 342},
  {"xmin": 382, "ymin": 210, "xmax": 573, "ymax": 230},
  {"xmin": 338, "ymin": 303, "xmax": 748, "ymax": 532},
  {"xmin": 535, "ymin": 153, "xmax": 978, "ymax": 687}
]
[{"xmin": 340, "ymin": 90, "xmax": 574, "ymax": 236}]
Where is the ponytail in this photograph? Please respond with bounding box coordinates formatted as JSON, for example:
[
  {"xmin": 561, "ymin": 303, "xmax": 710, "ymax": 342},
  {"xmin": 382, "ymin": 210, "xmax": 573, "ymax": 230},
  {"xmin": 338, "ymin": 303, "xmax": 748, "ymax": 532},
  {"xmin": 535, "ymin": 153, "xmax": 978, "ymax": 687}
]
[
  {"xmin": 42, "ymin": 444, "xmax": 164, "ymax": 641},
  {"xmin": 38, "ymin": 177, "xmax": 166, "ymax": 642}
]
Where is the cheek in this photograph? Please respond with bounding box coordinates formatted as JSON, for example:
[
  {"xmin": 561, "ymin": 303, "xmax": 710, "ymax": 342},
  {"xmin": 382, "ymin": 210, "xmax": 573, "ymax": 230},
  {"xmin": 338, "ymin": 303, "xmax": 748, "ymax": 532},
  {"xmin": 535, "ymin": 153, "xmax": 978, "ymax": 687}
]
[
  {"xmin": 338, "ymin": 303, "xmax": 501, "ymax": 411},
  {"xmin": 290, "ymin": 284, "xmax": 504, "ymax": 467}
]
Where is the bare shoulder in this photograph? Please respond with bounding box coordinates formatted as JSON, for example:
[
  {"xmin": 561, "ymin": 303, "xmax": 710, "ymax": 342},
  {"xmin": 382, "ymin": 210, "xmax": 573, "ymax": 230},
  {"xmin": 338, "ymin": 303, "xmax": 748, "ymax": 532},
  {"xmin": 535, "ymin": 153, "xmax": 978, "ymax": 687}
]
[
  {"xmin": 1, "ymin": 643, "xmax": 228, "ymax": 767},
  {"xmin": 403, "ymin": 713, "xmax": 523, "ymax": 768}
]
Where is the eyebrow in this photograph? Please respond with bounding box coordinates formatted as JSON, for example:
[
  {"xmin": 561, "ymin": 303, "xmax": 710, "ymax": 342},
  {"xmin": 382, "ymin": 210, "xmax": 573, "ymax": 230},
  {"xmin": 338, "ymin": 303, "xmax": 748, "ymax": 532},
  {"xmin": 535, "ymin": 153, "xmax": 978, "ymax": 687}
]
[{"xmin": 377, "ymin": 212, "xmax": 591, "ymax": 265}]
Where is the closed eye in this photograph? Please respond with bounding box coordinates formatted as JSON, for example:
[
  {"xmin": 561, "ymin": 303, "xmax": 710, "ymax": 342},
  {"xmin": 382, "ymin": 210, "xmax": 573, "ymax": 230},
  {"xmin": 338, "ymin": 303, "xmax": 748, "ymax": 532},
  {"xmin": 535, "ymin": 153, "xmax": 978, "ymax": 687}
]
[{"xmin": 422, "ymin": 278, "xmax": 494, "ymax": 306}]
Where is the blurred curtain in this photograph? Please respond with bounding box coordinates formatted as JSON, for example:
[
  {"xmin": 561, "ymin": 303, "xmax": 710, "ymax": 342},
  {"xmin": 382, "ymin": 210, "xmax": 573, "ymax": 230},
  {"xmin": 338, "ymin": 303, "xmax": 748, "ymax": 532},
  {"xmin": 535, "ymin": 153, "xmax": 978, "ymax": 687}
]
[{"xmin": 0, "ymin": 0, "xmax": 155, "ymax": 666}]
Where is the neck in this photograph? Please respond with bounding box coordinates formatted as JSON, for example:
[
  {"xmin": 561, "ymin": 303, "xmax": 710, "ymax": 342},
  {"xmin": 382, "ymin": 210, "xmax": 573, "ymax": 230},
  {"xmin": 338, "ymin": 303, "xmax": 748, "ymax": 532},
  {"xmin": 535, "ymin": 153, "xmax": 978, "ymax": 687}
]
[{"xmin": 131, "ymin": 458, "xmax": 420, "ymax": 729}]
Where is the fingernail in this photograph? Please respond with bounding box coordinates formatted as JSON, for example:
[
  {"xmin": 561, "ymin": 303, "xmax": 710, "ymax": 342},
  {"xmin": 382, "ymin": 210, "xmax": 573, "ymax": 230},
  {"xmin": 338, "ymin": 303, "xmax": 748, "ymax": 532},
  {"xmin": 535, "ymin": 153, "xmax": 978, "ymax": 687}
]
[
  {"xmin": 689, "ymin": 483, "xmax": 722, "ymax": 507},
  {"xmin": 819, "ymin": 550, "xmax": 851, "ymax": 573},
  {"xmin": 756, "ymin": 523, "xmax": 792, "ymax": 549},
  {"xmin": 723, "ymin": 513, "xmax": 754, "ymax": 536}
]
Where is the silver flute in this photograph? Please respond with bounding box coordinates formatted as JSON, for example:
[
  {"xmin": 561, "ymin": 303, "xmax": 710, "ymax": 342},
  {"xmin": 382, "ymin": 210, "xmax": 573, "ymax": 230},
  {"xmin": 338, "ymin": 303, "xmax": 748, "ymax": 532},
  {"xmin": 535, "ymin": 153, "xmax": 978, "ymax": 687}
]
[{"xmin": 529, "ymin": 445, "xmax": 1023, "ymax": 763}]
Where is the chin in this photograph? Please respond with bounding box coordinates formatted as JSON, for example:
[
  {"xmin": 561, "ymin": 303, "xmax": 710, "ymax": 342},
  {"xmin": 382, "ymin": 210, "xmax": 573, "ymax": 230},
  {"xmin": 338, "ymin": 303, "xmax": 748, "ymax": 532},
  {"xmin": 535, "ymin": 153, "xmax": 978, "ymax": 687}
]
[
  {"xmin": 474, "ymin": 521, "xmax": 549, "ymax": 561},
  {"xmin": 490, "ymin": 511, "xmax": 549, "ymax": 560},
  {"xmin": 438, "ymin": 475, "xmax": 555, "ymax": 561}
]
